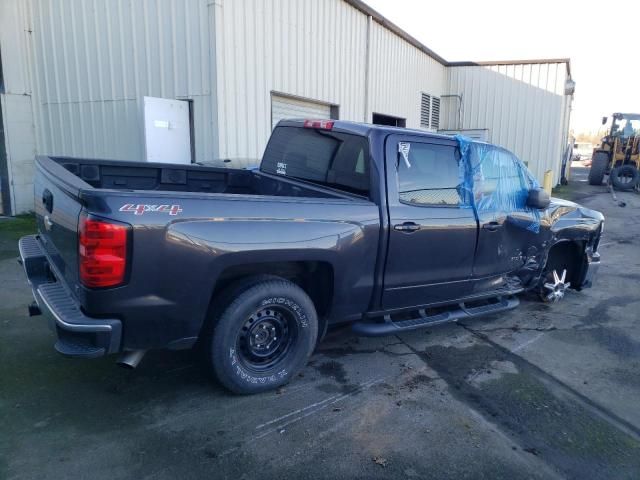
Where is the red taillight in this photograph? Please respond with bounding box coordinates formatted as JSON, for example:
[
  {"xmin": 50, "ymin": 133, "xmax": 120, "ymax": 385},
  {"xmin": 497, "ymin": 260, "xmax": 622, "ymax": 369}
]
[
  {"xmin": 79, "ymin": 214, "xmax": 129, "ymax": 288},
  {"xmin": 303, "ymin": 119, "xmax": 334, "ymax": 130}
]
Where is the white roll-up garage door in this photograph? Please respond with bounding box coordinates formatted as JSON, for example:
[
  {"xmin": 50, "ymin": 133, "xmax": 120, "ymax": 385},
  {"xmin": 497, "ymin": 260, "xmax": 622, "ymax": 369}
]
[{"xmin": 271, "ymin": 95, "xmax": 332, "ymax": 129}]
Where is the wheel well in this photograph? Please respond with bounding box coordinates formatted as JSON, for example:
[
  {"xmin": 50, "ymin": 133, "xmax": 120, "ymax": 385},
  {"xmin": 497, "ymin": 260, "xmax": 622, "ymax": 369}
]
[
  {"xmin": 544, "ymin": 241, "xmax": 585, "ymax": 288},
  {"xmin": 211, "ymin": 261, "xmax": 334, "ymax": 318}
]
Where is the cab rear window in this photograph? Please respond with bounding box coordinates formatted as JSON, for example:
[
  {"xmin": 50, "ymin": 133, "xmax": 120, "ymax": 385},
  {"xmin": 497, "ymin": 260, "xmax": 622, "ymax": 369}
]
[{"xmin": 261, "ymin": 127, "xmax": 370, "ymax": 196}]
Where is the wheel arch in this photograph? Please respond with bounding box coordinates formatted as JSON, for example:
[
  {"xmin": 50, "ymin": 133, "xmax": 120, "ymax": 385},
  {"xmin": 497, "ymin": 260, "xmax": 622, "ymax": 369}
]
[
  {"xmin": 543, "ymin": 239, "xmax": 587, "ymax": 290},
  {"xmin": 201, "ymin": 258, "xmax": 335, "ymax": 339}
]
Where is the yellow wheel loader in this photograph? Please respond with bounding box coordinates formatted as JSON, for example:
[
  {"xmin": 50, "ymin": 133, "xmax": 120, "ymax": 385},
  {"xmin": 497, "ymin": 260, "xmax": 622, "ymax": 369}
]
[{"xmin": 588, "ymin": 113, "xmax": 640, "ymax": 189}]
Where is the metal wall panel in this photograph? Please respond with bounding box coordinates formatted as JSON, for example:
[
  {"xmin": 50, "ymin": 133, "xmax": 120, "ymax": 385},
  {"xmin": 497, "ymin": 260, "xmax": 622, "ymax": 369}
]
[
  {"xmin": 0, "ymin": 0, "xmax": 37, "ymax": 213},
  {"xmin": 26, "ymin": 0, "xmax": 216, "ymax": 163},
  {"xmin": 213, "ymin": 0, "xmax": 448, "ymax": 161},
  {"xmin": 0, "ymin": 0, "xmax": 32, "ymax": 95},
  {"xmin": 0, "ymin": 93, "xmax": 37, "ymax": 215},
  {"xmin": 213, "ymin": 0, "xmax": 369, "ymax": 160},
  {"xmin": 438, "ymin": 129, "xmax": 489, "ymax": 141},
  {"xmin": 443, "ymin": 63, "xmax": 571, "ymax": 185},
  {"xmin": 368, "ymin": 21, "xmax": 446, "ymax": 128}
]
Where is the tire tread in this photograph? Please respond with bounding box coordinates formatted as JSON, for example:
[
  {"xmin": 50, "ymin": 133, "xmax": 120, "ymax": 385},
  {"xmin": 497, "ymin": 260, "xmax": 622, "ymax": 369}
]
[{"xmin": 588, "ymin": 151, "xmax": 608, "ymax": 186}]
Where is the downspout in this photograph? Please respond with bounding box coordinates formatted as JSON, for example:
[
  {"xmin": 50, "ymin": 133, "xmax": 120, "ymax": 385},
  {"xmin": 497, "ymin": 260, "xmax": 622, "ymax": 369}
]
[
  {"xmin": 559, "ymin": 76, "xmax": 575, "ymax": 184},
  {"xmin": 440, "ymin": 94, "xmax": 463, "ymax": 130},
  {"xmin": 208, "ymin": 1, "xmax": 221, "ymax": 159},
  {"xmin": 363, "ymin": 15, "xmax": 372, "ymax": 123},
  {"xmin": 0, "ymin": 93, "xmax": 11, "ymax": 215}
]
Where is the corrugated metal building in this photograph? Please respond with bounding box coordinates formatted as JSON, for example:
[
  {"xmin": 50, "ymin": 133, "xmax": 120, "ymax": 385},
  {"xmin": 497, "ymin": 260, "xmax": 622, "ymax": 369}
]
[{"xmin": 0, "ymin": 0, "xmax": 574, "ymax": 215}]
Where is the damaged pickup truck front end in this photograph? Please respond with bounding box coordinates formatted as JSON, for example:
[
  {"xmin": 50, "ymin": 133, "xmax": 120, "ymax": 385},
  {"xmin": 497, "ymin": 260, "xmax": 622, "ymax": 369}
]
[
  {"xmin": 452, "ymin": 135, "xmax": 602, "ymax": 303},
  {"xmin": 546, "ymin": 198, "xmax": 603, "ymax": 287},
  {"xmin": 516, "ymin": 197, "xmax": 603, "ymax": 300}
]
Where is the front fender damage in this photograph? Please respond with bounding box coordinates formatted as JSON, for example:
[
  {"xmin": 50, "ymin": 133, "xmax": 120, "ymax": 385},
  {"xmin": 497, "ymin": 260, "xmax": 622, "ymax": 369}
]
[{"xmin": 516, "ymin": 197, "xmax": 604, "ymax": 291}]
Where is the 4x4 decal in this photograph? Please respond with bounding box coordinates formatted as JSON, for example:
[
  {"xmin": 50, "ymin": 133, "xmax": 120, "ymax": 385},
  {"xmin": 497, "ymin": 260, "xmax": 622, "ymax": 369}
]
[{"xmin": 119, "ymin": 204, "xmax": 183, "ymax": 216}]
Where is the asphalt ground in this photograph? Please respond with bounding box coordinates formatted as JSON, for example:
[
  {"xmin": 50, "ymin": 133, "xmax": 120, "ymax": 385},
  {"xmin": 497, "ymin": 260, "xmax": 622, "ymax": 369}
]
[{"xmin": 1, "ymin": 165, "xmax": 639, "ymax": 479}]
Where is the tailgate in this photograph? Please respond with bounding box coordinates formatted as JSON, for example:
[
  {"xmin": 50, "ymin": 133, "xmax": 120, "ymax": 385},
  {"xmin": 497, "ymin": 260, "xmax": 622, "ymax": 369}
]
[{"xmin": 34, "ymin": 156, "xmax": 85, "ymax": 289}]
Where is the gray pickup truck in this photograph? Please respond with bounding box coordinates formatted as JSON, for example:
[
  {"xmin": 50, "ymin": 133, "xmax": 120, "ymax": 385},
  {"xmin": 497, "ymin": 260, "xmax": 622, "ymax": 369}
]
[{"xmin": 19, "ymin": 120, "xmax": 603, "ymax": 394}]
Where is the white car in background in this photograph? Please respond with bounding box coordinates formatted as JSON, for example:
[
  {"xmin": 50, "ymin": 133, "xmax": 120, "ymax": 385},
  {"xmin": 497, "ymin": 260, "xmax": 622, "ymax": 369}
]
[{"xmin": 572, "ymin": 142, "xmax": 593, "ymax": 162}]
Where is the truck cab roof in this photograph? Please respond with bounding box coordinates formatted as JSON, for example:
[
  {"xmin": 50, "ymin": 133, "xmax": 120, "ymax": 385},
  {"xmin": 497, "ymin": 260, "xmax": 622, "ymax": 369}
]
[{"xmin": 277, "ymin": 119, "xmax": 458, "ymax": 143}]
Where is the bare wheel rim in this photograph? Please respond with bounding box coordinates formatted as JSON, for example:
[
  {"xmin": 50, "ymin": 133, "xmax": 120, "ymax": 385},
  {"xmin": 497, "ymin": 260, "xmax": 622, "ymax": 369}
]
[
  {"xmin": 543, "ymin": 268, "xmax": 571, "ymax": 303},
  {"xmin": 236, "ymin": 304, "xmax": 299, "ymax": 372}
]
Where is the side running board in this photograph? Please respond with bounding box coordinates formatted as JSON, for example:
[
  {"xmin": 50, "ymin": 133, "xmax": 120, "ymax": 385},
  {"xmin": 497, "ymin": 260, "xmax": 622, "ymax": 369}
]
[{"xmin": 352, "ymin": 296, "xmax": 519, "ymax": 337}]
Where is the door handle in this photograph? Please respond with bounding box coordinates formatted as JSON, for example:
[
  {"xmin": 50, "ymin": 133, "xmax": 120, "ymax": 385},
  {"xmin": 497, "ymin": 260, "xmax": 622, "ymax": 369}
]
[
  {"xmin": 483, "ymin": 221, "xmax": 502, "ymax": 231},
  {"xmin": 394, "ymin": 222, "xmax": 421, "ymax": 232}
]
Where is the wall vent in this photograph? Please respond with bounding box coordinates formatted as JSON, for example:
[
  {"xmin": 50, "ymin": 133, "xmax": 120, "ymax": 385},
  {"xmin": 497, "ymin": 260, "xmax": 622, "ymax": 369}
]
[
  {"xmin": 420, "ymin": 93, "xmax": 431, "ymax": 129},
  {"xmin": 431, "ymin": 97, "xmax": 440, "ymax": 130}
]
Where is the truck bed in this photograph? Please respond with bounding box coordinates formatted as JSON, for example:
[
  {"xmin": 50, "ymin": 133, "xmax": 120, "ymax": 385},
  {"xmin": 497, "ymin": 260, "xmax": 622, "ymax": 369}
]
[{"xmin": 50, "ymin": 156, "xmax": 350, "ymax": 200}]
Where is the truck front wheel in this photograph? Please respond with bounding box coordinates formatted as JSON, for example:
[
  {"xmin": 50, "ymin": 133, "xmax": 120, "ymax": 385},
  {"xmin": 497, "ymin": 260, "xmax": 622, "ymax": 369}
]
[
  {"xmin": 538, "ymin": 242, "xmax": 581, "ymax": 302},
  {"xmin": 205, "ymin": 277, "xmax": 318, "ymax": 394}
]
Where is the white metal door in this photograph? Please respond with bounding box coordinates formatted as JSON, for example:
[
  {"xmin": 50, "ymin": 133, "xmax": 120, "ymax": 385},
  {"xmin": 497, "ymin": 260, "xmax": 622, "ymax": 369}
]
[
  {"xmin": 143, "ymin": 97, "xmax": 191, "ymax": 164},
  {"xmin": 271, "ymin": 95, "xmax": 331, "ymax": 129}
]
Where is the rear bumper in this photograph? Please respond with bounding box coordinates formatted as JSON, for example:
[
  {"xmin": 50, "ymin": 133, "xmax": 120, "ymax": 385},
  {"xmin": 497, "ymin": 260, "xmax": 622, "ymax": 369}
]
[{"xmin": 19, "ymin": 235, "xmax": 121, "ymax": 358}]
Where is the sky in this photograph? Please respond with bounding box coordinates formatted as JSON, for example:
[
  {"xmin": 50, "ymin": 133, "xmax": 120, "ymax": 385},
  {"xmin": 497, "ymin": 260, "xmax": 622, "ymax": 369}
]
[{"xmin": 363, "ymin": 0, "xmax": 640, "ymax": 133}]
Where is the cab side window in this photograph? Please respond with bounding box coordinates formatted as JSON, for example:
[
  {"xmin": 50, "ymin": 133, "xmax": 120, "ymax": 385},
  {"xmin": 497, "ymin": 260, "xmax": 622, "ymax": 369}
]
[{"xmin": 397, "ymin": 143, "xmax": 461, "ymax": 207}]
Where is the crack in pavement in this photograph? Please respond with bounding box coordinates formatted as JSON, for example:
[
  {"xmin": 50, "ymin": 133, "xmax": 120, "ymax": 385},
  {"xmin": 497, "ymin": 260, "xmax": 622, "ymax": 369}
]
[
  {"xmin": 462, "ymin": 324, "xmax": 558, "ymax": 333},
  {"xmin": 315, "ymin": 346, "xmax": 415, "ymax": 358},
  {"xmin": 215, "ymin": 376, "xmax": 386, "ymax": 458}
]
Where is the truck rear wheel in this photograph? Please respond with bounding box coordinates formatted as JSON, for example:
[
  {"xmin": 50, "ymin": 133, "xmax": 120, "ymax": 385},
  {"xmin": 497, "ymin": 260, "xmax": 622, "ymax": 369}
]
[
  {"xmin": 588, "ymin": 151, "xmax": 608, "ymax": 185},
  {"xmin": 205, "ymin": 277, "xmax": 318, "ymax": 394}
]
